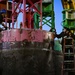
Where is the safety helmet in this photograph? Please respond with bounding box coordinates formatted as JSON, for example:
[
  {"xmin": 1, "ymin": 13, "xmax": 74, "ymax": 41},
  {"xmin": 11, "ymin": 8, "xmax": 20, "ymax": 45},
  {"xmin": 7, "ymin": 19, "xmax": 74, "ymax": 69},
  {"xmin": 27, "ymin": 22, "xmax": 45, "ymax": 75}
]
[{"xmin": 0, "ymin": 9, "xmax": 6, "ymax": 14}]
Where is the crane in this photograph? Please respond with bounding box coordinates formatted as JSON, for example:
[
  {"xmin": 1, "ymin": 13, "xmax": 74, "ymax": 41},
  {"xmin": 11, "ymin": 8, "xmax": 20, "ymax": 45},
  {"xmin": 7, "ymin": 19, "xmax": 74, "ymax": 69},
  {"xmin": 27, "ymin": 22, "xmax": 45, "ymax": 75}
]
[{"xmin": 0, "ymin": 0, "xmax": 56, "ymax": 75}]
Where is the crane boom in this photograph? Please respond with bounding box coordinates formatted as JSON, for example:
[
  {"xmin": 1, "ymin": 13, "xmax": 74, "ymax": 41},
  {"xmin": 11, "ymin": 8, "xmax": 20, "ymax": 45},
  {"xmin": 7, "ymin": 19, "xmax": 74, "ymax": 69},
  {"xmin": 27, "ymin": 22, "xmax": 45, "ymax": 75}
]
[
  {"xmin": 72, "ymin": 0, "xmax": 75, "ymax": 9},
  {"xmin": 61, "ymin": 0, "xmax": 75, "ymax": 9}
]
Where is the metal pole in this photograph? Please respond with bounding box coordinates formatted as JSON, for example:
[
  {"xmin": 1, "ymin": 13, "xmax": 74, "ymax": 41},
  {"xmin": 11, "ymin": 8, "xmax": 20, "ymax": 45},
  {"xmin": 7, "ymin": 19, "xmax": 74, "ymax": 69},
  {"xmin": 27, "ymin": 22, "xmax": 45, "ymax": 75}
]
[
  {"xmin": 40, "ymin": 0, "xmax": 42, "ymax": 30},
  {"xmin": 23, "ymin": 0, "xmax": 26, "ymax": 28},
  {"xmin": 12, "ymin": 0, "xmax": 15, "ymax": 28}
]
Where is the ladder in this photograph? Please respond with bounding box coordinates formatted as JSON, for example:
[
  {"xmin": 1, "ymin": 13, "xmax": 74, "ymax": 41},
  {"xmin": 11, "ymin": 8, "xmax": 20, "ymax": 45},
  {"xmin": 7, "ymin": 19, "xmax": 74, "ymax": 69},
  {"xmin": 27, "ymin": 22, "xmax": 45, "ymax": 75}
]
[{"xmin": 61, "ymin": 37, "xmax": 75, "ymax": 75}]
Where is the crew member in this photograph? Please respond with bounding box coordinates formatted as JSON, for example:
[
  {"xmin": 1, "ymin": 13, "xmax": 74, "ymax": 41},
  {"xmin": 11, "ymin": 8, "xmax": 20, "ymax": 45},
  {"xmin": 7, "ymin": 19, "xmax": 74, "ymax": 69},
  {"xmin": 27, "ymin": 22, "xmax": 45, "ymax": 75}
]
[
  {"xmin": 56, "ymin": 27, "xmax": 75, "ymax": 50},
  {"xmin": 55, "ymin": 28, "xmax": 70, "ymax": 50},
  {"xmin": 0, "ymin": 9, "xmax": 7, "ymax": 31}
]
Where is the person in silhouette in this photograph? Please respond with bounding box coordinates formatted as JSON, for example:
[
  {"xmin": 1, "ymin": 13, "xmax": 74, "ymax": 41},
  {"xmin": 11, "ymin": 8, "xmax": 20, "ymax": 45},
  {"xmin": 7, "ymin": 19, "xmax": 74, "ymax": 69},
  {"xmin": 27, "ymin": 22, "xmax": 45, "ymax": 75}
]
[
  {"xmin": 0, "ymin": 9, "xmax": 7, "ymax": 31},
  {"xmin": 56, "ymin": 27, "xmax": 75, "ymax": 50},
  {"xmin": 55, "ymin": 27, "xmax": 70, "ymax": 50}
]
